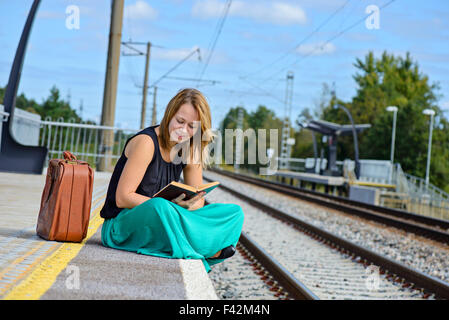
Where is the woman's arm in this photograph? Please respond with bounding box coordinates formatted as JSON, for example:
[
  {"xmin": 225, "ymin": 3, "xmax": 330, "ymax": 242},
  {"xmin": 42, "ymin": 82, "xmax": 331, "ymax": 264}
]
[{"xmin": 116, "ymin": 135, "xmax": 154, "ymax": 209}]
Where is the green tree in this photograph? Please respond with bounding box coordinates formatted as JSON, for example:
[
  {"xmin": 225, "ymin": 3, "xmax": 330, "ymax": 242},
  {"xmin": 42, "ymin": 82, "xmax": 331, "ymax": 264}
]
[
  {"xmin": 0, "ymin": 84, "xmax": 81, "ymax": 121},
  {"xmin": 36, "ymin": 85, "xmax": 81, "ymax": 122},
  {"xmin": 320, "ymin": 51, "xmax": 448, "ymax": 190},
  {"xmin": 0, "ymin": 86, "xmax": 4, "ymax": 105},
  {"xmin": 0, "ymin": 85, "xmax": 40, "ymax": 114}
]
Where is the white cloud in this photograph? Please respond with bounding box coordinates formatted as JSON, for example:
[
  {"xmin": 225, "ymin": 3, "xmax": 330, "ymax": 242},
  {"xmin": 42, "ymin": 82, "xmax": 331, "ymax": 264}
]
[
  {"xmin": 296, "ymin": 42, "xmax": 336, "ymax": 56},
  {"xmin": 192, "ymin": 0, "xmax": 223, "ymax": 18},
  {"xmin": 125, "ymin": 1, "xmax": 158, "ymax": 20},
  {"xmin": 192, "ymin": 0, "xmax": 307, "ymax": 26},
  {"xmin": 297, "ymin": 0, "xmax": 348, "ymax": 11},
  {"xmin": 37, "ymin": 5, "xmax": 95, "ymax": 20},
  {"xmin": 37, "ymin": 10, "xmax": 65, "ymax": 20}
]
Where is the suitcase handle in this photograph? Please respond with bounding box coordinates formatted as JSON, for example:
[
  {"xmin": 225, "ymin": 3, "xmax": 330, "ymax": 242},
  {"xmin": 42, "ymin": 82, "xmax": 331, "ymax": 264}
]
[{"xmin": 63, "ymin": 151, "xmax": 77, "ymax": 161}]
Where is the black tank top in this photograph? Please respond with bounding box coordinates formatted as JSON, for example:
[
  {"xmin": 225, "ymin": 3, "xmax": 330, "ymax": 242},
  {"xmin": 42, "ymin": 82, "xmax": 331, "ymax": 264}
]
[{"xmin": 100, "ymin": 125, "xmax": 186, "ymax": 219}]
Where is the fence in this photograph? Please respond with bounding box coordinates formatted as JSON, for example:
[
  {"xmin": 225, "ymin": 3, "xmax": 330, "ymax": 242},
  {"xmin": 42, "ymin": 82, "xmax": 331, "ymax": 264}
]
[
  {"xmin": 0, "ymin": 108, "xmax": 139, "ymax": 171},
  {"xmin": 3, "ymin": 110, "xmax": 449, "ymax": 220},
  {"xmin": 401, "ymin": 169, "xmax": 449, "ymax": 220},
  {"xmin": 277, "ymin": 156, "xmax": 449, "ymax": 220},
  {"xmin": 39, "ymin": 117, "xmax": 138, "ymax": 170}
]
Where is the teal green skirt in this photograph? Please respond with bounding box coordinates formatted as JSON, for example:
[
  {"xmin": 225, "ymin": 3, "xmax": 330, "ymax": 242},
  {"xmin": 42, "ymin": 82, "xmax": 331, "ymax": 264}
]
[{"xmin": 101, "ymin": 197, "xmax": 244, "ymax": 273}]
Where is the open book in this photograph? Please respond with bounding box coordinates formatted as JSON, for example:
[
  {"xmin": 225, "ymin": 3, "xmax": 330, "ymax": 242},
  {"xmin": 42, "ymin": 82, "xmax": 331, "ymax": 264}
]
[{"xmin": 153, "ymin": 181, "xmax": 219, "ymax": 201}]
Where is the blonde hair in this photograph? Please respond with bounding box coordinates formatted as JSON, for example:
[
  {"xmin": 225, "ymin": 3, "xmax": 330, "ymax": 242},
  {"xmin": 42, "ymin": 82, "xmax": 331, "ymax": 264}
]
[{"xmin": 159, "ymin": 88, "xmax": 214, "ymax": 168}]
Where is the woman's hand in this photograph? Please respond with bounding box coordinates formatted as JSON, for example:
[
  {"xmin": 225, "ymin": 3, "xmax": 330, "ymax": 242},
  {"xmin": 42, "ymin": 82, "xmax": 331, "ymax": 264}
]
[{"xmin": 171, "ymin": 192, "xmax": 206, "ymax": 210}]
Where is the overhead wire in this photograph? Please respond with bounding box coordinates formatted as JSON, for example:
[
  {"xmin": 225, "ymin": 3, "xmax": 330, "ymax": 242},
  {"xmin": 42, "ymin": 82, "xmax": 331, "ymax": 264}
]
[
  {"xmin": 123, "ymin": 11, "xmax": 142, "ymax": 90},
  {"xmin": 149, "ymin": 47, "xmax": 201, "ymax": 89},
  {"xmin": 226, "ymin": 0, "xmax": 353, "ymax": 115},
  {"xmin": 195, "ymin": 0, "xmax": 232, "ymax": 86},
  {"xmin": 239, "ymin": 0, "xmax": 352, "ymax": 81},
  {"xmin": 260, "ymin": 0, "xmax": 397, "ymax": 86},
  {"xmin": 226, "ymin": 0, "xmax": 397, "ymax": 123}
]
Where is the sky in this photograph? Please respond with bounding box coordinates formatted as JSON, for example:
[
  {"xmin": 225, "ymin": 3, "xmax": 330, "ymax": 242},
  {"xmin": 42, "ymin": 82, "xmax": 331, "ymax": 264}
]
[{"xmin": 1, "ymin": 0, "xmax": 449, "ymax": 131}]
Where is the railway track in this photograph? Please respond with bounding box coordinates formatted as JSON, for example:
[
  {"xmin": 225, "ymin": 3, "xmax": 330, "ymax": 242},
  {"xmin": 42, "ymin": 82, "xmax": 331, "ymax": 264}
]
[
  {"xmin": 208, "ymin": 168, "xmax": 449, "ymax": 245},
  {"xmin": 204, "ymin": 172, "xmax": 449, "ymax": 300},
  {"xmin": 236, "ymin": 232, "xmax": 318, "ymax": 300}
]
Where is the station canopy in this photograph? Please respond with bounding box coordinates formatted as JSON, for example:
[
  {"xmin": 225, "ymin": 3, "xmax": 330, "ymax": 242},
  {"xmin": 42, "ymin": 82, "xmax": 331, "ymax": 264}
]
[{"xmin": 303, "ymin": 120, "xmax": 371, "ymax": 136}]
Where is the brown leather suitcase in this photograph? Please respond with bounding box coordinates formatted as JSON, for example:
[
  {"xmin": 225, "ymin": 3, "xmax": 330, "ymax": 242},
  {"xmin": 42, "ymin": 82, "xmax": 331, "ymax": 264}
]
[{"xmin": 36, "ymin": 151, "xmax": 94, "ymax": 242}]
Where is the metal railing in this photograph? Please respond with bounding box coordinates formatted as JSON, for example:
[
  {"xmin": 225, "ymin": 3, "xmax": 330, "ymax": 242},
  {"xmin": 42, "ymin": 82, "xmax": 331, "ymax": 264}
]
[
  {"xmin": 0, "ymin": 109, "xmax": 139, "ymax": 171},
  {"xmin": 402, "ymin": 171, "xmax": 449, "ymax": 220},
  {"xmin": 277, "ymin": 156, "xmax": 449, "ymax": 220},
  {"xmin": 365, "ymin": 163, "xmax": 449, "ymax": 220},
  {"xmin": 39, "ymin": 117, "xmax": 138, "ymax": 169},
  {"xmin": 0, "ymin": 108, "xmax": 10, "ymax": 122},
  {"xmin": 3, "ymin": 109, "xmax": 449, "ymax": 220}
]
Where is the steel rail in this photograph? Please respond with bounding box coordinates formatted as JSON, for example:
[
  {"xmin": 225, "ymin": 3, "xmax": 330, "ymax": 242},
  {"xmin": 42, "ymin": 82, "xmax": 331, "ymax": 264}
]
[
  {"xmin": 238, "ymin": 232, "xmax": 319, "ymax": 300},
  {"xmin": 204, "ymin": 199, "xmax": 318, "ymax": 300},
  {"xmin": 204, "ymin": 174, "xmax": 449, "ymax": 299},
  {"xmin": 208, "ymin": 168, "xmax": 449, "ymax": 245}
]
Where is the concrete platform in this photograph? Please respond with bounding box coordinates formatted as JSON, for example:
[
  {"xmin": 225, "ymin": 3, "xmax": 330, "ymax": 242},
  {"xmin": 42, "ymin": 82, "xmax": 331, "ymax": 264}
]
[
  {"xmin": 276, "ymin": 171, "xmax": 346, "ymax": 186},
  {"xmin": 0, "ymin": 169, "xmax": 218, "ymax": 300}
]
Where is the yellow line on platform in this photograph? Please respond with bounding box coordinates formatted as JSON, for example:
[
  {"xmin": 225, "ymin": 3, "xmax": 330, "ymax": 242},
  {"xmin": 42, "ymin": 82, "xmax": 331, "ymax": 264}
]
[
  {"xmin": 0, "ymin": 242, "xmax": 59, "ymax": 296},
  {"xmin": 4, "ymin": 194, "xmax": 106, "ymax": 300}
]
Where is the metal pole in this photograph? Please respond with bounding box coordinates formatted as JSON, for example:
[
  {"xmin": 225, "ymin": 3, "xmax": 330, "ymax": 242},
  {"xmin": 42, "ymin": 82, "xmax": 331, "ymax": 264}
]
[
  {"xmin": 386, "ymin": 106, "xmax": 398, "ymax": 184},
  {"xmin": 98, "ymin": 0, "xmax": 124, "ymax": 172},
  {"xmin": 234, "ymin": 107, "xmax": 244, "ymax": 170},
  {"xmin": 337, "ymin": 104, "xmax": 360, "ymax": 179},
  {"xmin": 389, "ymin": 108, "xmax": 397, "ymax": 184},
  {"xmin": 311, "ymin": 131, "xmax": 318, "ymax": 173},
  {"xmin": 425, "ymin": 113, "xmax": 434, "ymax": 186},
  {"xmin": 280, "ymin": 71, "xmax": 294, "ymax": 170},
  {"xmin": 141, "ymin": 41, "xmax": 151, "ymax": 129},
  {"xmin": 152, "ymin": 86, "xmax": 158, "ymax": 125},
  {"xmin": 298, "ymin": 121, "xmax": 318, "ymax": 173},
  {"xmin": 390, "ymin": 109, "xmax": 397, "ymax": 164}
]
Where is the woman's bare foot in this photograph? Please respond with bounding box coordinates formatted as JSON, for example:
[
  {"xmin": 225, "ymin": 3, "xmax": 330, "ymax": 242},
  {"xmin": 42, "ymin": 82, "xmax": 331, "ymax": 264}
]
[{"xmin": 211, "ymin": 250, "xmax": 222, "ymax": 258}]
